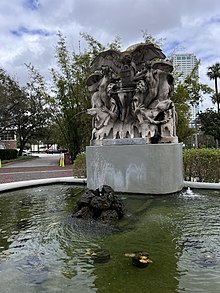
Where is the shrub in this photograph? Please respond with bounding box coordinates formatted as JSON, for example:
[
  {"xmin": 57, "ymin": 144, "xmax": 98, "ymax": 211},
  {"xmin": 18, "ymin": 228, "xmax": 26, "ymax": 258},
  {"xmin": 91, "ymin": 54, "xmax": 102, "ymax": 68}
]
[
  {"xmin": 73, "ymin": 152, "xmax": 86, "ymax": 177},
  {"xmin": 0, "ymin": 149, "xmax": 18, "ymax": 160},
  {"xmin": 183, "ymin": 148, "xmax": 220, "ymax": 183}
]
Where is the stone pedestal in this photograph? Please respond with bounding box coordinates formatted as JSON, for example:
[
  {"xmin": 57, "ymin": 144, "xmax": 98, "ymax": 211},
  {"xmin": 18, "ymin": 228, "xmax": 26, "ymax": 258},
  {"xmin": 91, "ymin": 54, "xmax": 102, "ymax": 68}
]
[{"xmin": 86, "ymin": 143, "xmax": 183, "ymax": 195}]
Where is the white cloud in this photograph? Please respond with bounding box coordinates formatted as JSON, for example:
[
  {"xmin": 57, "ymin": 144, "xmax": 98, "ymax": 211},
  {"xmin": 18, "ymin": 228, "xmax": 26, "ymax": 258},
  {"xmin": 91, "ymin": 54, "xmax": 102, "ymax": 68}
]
[{"xmin": 0, "ymin": 0, "xmax": 219, "ymax": 109}]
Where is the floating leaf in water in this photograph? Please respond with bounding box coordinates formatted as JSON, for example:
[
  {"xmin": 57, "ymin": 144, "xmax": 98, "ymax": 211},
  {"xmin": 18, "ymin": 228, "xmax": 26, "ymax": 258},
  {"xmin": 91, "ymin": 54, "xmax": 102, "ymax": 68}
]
[
  {"xmin": 139, "ymin": 256, "xmax": 153, "ymax": 264},
  {"xmin": 85, "ymin": 249, "xmax": 95, "ymax": 256},
  {"xmin": 85, "ymin": 248, "xmax": 110, "ymax": 263},
  {"xmin": 124, "ymin": 253, "xmax": 136, "ymax": 257},
  {"xmin": 125, "ymin": 251, "xmax": 153, "ymax": 268},
  {"xmin": 62, "ymin": 269, "xmax": 76, "ymax": 279},
  {"xmin": 85, "ymin": 249, "xmax": 97, "ymax": 256}
]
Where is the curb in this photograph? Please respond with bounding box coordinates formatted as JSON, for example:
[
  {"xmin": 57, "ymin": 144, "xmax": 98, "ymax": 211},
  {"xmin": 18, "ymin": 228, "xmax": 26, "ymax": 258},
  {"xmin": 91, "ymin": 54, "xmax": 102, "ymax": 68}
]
[
  {"xmin": 183, "ymin": 181, "xmax": 220, "ymax": 190},
  {"xmin": 0, "ymin": 177, "xmax": 87, "ymax": 193}
]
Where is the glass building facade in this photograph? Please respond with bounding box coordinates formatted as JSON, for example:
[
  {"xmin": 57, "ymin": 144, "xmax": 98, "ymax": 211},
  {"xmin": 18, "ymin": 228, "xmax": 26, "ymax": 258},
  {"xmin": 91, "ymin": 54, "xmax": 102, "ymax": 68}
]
[{"xmin": 172, "ymin": 53, "xmax": 199, "ymax": 123}]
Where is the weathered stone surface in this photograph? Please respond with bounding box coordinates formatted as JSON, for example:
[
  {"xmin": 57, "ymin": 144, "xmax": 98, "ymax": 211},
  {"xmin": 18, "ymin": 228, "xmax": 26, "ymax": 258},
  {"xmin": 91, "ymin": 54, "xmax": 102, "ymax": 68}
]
[
  {"xmin": 90, "ymin": 196, "xmax": 111, "ymax": 211},
  {"xmin": 79, "ymin": 189, "xmax": 96, "ymax": 205},
  {"xmin": 86, "ymin": 43, "xmax": 178, "ymax": 144},
  {"xmin": 102, "ymin": 138, "xmax": 146, "ymax": 146},
  {"xmin": 72, "ymin": 185, "xmax": 125, "ymax": 223},
  {"xmin": 86, "ymin": 143, "xmax": 183, "ymax": 194},
  {"xmin": 100, "ymin": 210, "xmax": 119, "ymax": 222},
  {"xmin": 73, "ymin": 206, "xmax": 94, "ymax": 219}
]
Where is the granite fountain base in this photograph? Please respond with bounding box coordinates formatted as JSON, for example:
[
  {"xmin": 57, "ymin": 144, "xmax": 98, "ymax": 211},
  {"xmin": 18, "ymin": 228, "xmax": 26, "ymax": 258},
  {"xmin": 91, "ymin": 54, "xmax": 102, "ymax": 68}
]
[{"xmin": 86, "ymin": 142, "xmax": 183, "ymax": 195}]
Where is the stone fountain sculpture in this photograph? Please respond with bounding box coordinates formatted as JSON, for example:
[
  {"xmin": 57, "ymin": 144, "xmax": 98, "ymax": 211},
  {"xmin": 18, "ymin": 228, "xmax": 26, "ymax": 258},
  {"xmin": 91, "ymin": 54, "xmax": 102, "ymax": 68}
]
[
  {"xmin": 86, "ymin": 43, "xmax": 183, "ymax": 195},
  {"xmin": 86, "ymin": 43, "xmax": 177, "ymax": 144}
]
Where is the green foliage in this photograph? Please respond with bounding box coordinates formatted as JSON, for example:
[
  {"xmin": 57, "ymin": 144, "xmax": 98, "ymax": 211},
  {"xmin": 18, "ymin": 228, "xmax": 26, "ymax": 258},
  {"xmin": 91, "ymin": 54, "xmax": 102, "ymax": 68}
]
[
  {"xmin": 0, "ymin": 68, "xmax": 23, "ymax": 134},
  {"xmin": 0, "ymin": 65, "xmax": 51, "ymax": 155},
  {"xmin": 72, "ymin": 152, "xmax": 86, "ymax": 177},
  {"xmin": 49, "ymin": 32, "xmax": 93, "ymax": 159},
  {"xmin": 107, "ymin": 35, "xmax": 122, "ymax": 51},
  {"xmin": 80, "ymin": 32, "xmax": 105, "ymax": 56},
  {"xmin": 16, "ymin": 64, "xmax": 51, "ymax": 155},
  {"xmin": 172, "ymin": 83, "xmax": 195, "ymax": 141},
  {"xmin": 0, "ymin": 149, "xmax": 18, "ymax": 160},
  {"xmin": 172, "ymin": 61, "xmax": 212, "ymax": 142},
  {"xmin": 183, "ymin": 148, "xmax": 220, "ymax": 182},
  {"xmin": 141, "ymin": 30, "xmax": 165, "ymax": 47},
  {"xmin": 207, "ymin": 62, "xmax": 220, "ymax": 113},
  {"xmin": 184, "ymin": 62, "xmax": 212, "ymax": 105},
  {"xmin": 198, "ymin": 109, "xmax": 220, "ymax": 141},
  {"xmin": 49, "ymin": 32, "xmax": 124, "ymax": 159}
]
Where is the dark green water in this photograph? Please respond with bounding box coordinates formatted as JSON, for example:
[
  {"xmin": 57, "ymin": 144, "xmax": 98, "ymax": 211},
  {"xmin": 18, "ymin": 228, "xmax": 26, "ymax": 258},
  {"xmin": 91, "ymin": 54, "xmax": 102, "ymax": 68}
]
[{"xmin": 0, "ymin": 185, "xmax": 220, "ymax": 293}]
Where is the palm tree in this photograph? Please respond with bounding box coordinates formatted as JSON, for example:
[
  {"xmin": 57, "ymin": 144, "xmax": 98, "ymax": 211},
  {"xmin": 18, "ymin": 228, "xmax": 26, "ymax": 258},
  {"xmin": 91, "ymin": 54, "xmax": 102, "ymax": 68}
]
[{"xmin": 207, "ymin": 62, "xmax": 220, "ymax": 113}]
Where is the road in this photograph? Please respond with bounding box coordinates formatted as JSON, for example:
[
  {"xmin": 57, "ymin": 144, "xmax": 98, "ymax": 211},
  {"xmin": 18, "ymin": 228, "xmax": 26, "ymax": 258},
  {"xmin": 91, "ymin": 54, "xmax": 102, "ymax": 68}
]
[
  {"xmin": 5, "ymin": 153, "xmax": 61, "ymax": 168},
  {"xmin": 0, "ymin": 153, "xmax": 73, "ymax": 184}
]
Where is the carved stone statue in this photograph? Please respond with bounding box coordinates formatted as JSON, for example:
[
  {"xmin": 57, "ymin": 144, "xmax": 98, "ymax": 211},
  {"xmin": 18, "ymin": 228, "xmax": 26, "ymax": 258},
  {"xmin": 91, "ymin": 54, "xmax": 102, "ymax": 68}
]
[{"xmin": 86, "ymin": 43, "xmax": 178, "ymax": 144}]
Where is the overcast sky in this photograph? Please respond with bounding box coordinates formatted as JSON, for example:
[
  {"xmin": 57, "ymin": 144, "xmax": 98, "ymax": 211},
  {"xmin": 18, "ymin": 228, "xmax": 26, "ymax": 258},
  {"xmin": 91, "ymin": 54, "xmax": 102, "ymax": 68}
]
[{"xmin": 0, "ymin": 0, "xmax": 220, "ymax": 109}]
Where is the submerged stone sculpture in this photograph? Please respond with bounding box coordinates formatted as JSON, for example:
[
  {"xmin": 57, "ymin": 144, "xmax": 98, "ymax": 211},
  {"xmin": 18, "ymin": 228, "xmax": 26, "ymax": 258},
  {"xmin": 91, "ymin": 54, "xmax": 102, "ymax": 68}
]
[
  {"xmin": 87, "ymin": 43, "xmax": 178, "ymax": 145},
  {"xmin": 72, "ymin": 185, "xmax": 125, "ymax": 223}
]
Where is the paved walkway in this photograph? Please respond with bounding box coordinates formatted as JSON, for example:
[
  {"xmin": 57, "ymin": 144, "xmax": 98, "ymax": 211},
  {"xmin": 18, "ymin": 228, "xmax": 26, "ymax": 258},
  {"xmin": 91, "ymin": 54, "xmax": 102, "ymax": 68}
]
[
  {"xmin": 0, "ymin": 154, "xmax": 73, "ymax": 183},
  {"xmin": 0, "ymin": 166, "xmax": 73, "ymax": 183}
]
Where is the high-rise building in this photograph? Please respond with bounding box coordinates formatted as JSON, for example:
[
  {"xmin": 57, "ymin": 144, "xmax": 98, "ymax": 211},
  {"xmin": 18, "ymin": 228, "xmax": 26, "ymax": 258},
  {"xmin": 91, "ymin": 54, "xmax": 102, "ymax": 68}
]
[
  {"xmin": 172, "ymin": 53, "xmax": 199, "ymax": 123},
  {"xmin": 172, "ymin": 53, "xmax": 198, "ymax": 82}
]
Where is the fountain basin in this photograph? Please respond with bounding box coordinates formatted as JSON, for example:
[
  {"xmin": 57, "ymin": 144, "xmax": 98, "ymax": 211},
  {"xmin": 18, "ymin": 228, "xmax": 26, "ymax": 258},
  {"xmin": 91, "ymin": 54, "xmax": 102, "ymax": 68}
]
[{"xmin": 0, "ymin": 185, "xmax": 220, "ymax": 292}]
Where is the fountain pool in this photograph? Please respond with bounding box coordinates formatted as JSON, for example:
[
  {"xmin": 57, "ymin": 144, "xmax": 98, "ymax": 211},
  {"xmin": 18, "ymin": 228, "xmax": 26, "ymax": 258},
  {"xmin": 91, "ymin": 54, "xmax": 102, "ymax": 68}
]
[{"xmin": 0, "ymin": 185, "xmax": 220, "ymax": 292}]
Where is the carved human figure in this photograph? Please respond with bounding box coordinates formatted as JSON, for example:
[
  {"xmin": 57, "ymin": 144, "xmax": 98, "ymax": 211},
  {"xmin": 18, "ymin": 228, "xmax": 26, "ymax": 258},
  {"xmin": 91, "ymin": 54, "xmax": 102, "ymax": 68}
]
[
  {"xmin": 135, "ymin": 99, "xmax": 176, "ymax": 140},
  {"xmin": 87, "ymin": 82, "xmax": 120, "ymax": 140},
  {"xmin": 89, "ymin": 66, "xmax": 113, "ymax": 110},
  {"xmin": 87, "ymin": 67, "xmax": 118, "ymax": 137},
  {"xmin": 98, "ymin": 66, "xmax": 113, "ymax": 109},
  {"xmin": 133, "ymin": 80, "xmax": 147, "ymax": 124}
]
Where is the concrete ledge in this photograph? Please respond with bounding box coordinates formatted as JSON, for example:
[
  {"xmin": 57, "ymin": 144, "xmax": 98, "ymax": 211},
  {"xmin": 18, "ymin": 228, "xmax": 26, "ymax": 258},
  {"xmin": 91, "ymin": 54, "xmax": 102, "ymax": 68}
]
[
  {"xmin": 184, "ymin": 181, "xmax": 220, "ymax": 190},
  {"xmin": 0, "ymin": 177, "xmax": 87, "ymax": 193}
]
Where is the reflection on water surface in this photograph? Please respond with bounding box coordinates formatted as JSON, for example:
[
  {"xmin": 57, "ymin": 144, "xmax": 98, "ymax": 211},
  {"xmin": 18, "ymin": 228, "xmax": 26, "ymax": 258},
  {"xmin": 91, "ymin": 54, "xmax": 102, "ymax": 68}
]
[{"xmin": 0, "ymin": 185, "xmax": 220, "ymax": 292}]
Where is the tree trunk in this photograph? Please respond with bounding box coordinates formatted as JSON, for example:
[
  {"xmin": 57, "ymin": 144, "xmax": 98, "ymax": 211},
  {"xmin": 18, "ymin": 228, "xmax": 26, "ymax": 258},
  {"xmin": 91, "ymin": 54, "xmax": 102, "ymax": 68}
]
[{"xmin": 214, "ymin": 77, "xmax": 219, "ymax": 113}]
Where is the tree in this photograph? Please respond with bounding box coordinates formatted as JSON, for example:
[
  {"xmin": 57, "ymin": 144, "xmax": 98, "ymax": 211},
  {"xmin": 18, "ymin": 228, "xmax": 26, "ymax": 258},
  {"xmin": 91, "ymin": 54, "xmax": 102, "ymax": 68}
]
[
  {"xmin": 49, "ymin": 32, "xmax": 122, "ymax": 159},
  {"xmin": 185, "ymin": 62, "xmax": 212, "ymax": 105},
  {"xmin": 172, "ymin": 83, "xmax": 195, "ymax": 141},
  {"xmin": 172, "ymin": 62, "xmax": 212, "ymax": 143},
  {"xmin": 49, "ymin": 33, "xmax": 92, "ymax": 159},
  {"xmin": 207, "ymin": 62, "xmax": 220, "ymax": 113},
  {"xmin": 0, "ymin": 68, "xmax": 23, "ymax": 135},
  {"xmin": 15, "ymin": 64, "xmax": 51, "ymax": 155},
  {"xmin": 0, "ymin": 66, "xmax": 51, "ymax": 154},
  {"xmin": 141, "ymin": 29, "xmax": 165, "ymax": 48},
  {"xmin": 198, "ymin": 109, "xmax": 220, "ymax": 148}
]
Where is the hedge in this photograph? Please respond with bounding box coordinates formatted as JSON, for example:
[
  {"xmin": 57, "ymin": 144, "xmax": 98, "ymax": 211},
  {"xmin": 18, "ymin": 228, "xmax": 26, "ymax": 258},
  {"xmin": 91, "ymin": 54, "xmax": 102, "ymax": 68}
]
[
  {"xmin": 72, "ymin": 152, "xmax": 86, "ymax": 177},
  {"xmin": 183, "ymin": 148, "xmax": 220, "ymax": 183},
  {"xmin": 0, "ymin": 149, "xmax": 18, "ymax": 160}
]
